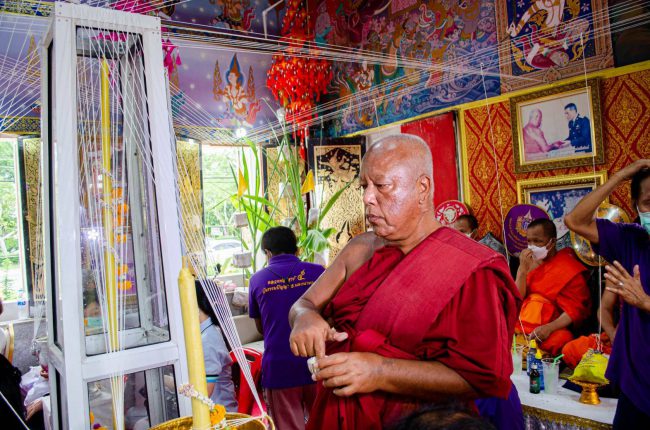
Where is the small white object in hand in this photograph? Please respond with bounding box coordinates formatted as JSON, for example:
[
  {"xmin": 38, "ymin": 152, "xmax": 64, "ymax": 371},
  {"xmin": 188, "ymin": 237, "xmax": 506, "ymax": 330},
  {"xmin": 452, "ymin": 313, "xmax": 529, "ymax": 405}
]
[{"xmin": 307, "ymin": 357, "xmax": 319, "ymax": 376}]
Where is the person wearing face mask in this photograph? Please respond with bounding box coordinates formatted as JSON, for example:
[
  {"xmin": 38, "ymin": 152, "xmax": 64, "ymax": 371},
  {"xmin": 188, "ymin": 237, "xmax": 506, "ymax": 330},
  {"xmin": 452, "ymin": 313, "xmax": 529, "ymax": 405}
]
[
  {"xmin": 565, "ymin": 159, "xmax": 650, "ymax": 429},
  {"xmin": 453, "ymin": 214, "xmax": 478, "ymax": 240},
  {"xmin": 515, "ymin": 218, "xmax": 591, "ymax": 356}
]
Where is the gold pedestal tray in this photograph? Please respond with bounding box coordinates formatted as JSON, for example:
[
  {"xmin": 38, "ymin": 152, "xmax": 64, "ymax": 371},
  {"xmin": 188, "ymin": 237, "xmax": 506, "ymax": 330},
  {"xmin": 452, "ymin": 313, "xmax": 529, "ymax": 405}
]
[
  {"xmin": 150, "ymin": 413, "xmax": 275, "ymax": 430},
  {"xmin": 573, "ymin": 381, "xmax": 606, "ymax": 405}
]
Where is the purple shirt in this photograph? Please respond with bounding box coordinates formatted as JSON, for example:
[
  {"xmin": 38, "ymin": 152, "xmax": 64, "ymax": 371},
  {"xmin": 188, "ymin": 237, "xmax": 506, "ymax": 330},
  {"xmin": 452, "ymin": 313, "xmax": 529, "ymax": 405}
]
[
  {"xmin": 592, "ymin": 219, "xmax": 650, "ymax": 412},
  {"xmin": 249, "ymin": 254, "xmax": 325, "ymax": 389}
]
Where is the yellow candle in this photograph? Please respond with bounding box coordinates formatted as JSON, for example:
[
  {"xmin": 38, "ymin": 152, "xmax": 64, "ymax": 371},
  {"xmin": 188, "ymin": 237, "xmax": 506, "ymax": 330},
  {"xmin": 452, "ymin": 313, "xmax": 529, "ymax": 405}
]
[
  {"xmin": 178, "ymin": 263, "xmax": 211, "ymax": 429},
  {"xmin": 100, "ymin": 59, "xmax": 118, "ymax": 352}
]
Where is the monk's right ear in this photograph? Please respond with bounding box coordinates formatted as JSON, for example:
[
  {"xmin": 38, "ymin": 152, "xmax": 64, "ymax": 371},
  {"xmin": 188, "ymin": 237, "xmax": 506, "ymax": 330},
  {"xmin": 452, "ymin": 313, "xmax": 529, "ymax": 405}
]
[{"xmin": 417, "ymin": 174, "xmax": 432, "ymax": 203}]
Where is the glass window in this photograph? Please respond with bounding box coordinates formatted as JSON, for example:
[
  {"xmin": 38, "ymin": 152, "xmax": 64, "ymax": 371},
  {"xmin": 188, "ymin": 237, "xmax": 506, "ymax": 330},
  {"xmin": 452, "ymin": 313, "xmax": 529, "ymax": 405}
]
[
  {"xmin": 75, "ymin": 27, "xmax": 170, "ymax": 355},
  {"xmin": 0, "ymin": 138, "xmax": 26, "ymax": 304},
  {"xmin": 201, "ymin": 145, "xmax": 256, "ymax": 275},
  {"xmin": 87, "ymin": 365, "xmax": 179, "ymax": 430}
]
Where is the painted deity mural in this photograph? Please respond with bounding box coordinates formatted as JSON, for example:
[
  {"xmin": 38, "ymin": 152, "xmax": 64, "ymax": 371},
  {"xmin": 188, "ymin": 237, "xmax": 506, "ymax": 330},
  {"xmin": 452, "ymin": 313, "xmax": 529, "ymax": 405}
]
[
  {"xmin": 171, "ymin": 47, "xmax": 281, "ymax": 135},
  {"xmin": 496, "ymin": 0, "xmax": 613, "ymax": 92},
  {"xmin": 168, "ymin": 0, "xmax": 283, "ymax": 34},
  {"xmin": 313, "ymin": 0, "xmax": 501, "ymax": 135}
]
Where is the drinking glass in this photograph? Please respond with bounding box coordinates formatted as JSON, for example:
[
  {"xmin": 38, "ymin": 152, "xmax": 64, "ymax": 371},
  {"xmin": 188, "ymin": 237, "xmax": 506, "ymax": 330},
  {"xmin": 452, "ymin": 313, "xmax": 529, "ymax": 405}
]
[{"xmin": 542, "ymin": 358, "xmax": 560, "ymax": 394}]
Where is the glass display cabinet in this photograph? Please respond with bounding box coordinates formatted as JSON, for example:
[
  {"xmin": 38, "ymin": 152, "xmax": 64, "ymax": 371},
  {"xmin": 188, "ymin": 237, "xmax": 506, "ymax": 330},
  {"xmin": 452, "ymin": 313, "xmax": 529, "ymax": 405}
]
[{"xmin": 41, "ymin": 3, "xmax": 191, "ymax": 429}]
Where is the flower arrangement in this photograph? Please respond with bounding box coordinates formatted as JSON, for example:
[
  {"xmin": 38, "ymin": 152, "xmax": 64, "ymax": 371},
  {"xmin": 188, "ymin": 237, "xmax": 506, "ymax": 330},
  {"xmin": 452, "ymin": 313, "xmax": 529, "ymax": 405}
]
[{"xmin": 178, "ymin": 383, "xmax": 228, "ymax": 429}]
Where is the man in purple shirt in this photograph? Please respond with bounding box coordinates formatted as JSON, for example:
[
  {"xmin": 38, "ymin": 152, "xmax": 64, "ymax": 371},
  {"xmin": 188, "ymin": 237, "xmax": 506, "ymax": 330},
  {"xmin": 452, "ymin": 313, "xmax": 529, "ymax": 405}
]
[
  {"xmin": 565, "ymin": 159, "xmax": 650, "ymax": 429},
  {"xmin": 249, "ymin": 226, "xmax": 325, "ymax": 430}
]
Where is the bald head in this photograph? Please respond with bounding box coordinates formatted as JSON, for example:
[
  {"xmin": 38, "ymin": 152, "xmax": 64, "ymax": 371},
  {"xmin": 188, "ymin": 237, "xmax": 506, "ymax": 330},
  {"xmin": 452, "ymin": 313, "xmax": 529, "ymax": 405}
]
[
  {"xmin": 360, "ymin": 133, "xmax": 439, "ymax": 249},
  {"xmin": 365, "ymin": 134, "xmax": 434, "ymax": 200}
]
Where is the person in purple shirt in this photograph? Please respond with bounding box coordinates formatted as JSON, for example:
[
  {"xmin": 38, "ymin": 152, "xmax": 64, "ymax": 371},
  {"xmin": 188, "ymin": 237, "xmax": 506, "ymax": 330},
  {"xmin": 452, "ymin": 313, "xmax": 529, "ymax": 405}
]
[
  {"xmin": 249, "ymin": 226, "xmax": 325, "ymax": 430},
  {"xmin": 565, "ymin": 159, "xmax": 650, "ymax": 429}
]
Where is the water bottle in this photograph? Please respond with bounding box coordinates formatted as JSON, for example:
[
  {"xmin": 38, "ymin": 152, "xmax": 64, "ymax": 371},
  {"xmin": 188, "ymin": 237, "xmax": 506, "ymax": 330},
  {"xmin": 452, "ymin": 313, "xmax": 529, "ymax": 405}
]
[{"xmin": 17, "ymin": 292, "xmax": 28, "ymax": 319}]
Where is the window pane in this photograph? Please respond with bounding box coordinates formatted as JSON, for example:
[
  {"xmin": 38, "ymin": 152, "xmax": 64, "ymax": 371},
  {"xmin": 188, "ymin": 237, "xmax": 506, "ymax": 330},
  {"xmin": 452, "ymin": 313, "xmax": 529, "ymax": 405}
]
[
  {"xmin": 87, "ymin": 365, "xmax": 179, "ymax": 430},
  {"xmin": 0, "ymin": 138, "xmax": 25, "ymax": 303},
  {"xmin": 75, "ymin": 28, "xmax": 170, "ymax": 355},
  {"xmin": 202, "ymin": 145, "xmax": 255, "ymax": 276}
]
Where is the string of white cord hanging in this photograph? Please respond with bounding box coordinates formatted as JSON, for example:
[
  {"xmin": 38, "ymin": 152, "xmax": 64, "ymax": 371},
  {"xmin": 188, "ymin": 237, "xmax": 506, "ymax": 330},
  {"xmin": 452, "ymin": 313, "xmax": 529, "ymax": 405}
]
[
  {"xmin": 3, "ymin": 0, "xmax": 650, "ymax": 140},
  {"xmin": 577, "ymin": 31, "xmax": 605, "ymax": 353},
  {"xmin": 65, "ymin": 15, "xmax": 267, "ymax": 426}
]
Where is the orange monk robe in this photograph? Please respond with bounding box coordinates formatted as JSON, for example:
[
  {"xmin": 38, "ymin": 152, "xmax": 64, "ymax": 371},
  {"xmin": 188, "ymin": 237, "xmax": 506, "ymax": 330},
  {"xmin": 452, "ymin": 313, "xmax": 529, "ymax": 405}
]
[
  {"xmin": 307, "ymin": 228, "xmax": 521, "ymax": 430},
  {"xmin": 518, "ymin": 248, "xmax": 591, "ymax": 356},
  {"xmin": 562, "ymin": 333, "xmax": 613, "ymax": 369}
]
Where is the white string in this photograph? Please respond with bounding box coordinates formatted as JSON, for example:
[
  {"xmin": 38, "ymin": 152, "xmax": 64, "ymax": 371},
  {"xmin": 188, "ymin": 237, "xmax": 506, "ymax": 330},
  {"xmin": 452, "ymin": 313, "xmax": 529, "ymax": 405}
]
[
  {"xmin": 61, "ymin": 20, "xmax": 267, "ymax": 423},
  {"xmin": 0, "ymin": 389, "xmax": 30, "ymax": 430},
  {"xmin": 578, "ymin": 31, "xmax": 605, "ymax": 353},
  {"xmin": 478, "ymin": 63, "xmax": 510, "ymax": 267}
]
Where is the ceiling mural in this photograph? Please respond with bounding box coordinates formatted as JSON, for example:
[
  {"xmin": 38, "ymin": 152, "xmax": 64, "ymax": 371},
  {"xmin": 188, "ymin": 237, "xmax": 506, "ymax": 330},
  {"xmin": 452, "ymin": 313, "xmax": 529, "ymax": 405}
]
[
  {"xmin": 167, "ymin": 0, "xmax": 283, "ymax": 34},
  {"xmin": 496, "ymin": 0, "xmax": 613, "ymax": 92},
  {"xmin": 314, "ymin": 0, "xmax": 501, "ymax": 135},
  {"xmin": 171, "ymin": 45, "xmax": 280, "ymax": 132},
  {"xmin": 1, "ymin": 0, "xmax": 646, "ymax": 137}
]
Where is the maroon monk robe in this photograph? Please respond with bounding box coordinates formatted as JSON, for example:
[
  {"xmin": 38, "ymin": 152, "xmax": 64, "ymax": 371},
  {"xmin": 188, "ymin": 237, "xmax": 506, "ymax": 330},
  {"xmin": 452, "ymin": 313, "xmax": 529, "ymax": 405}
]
[{"xmin": 307, "ymin": 228, "xmax": 521, "ymax": 430}]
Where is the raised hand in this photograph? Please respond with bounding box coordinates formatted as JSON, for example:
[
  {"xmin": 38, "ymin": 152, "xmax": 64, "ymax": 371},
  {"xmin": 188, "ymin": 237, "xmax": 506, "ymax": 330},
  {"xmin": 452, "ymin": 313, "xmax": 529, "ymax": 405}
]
[{"xmin": 605, "ymin": 262, "xmax": 650, "ymax": 312}]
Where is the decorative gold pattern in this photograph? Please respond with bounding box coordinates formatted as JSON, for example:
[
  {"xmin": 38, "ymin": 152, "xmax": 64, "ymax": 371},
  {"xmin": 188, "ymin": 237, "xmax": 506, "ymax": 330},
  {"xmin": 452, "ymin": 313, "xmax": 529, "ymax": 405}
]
[
  {"xmin": 510, "ymin": 79, "xmax": 605, "ymax": 173},
  {"xmin": 176, "ymin": 140, "xmax": 204, "ymax": 263},
  {"xmin": 522, "ymin": 405, "xmax": 612, "ymax": 429},
  {"xmin": 22, "ymin": 138, "xmax": 45, "ymax": 301},
  {"xmin": 313, "ymin": 145, "xmax": 365, "ymax": 260}
]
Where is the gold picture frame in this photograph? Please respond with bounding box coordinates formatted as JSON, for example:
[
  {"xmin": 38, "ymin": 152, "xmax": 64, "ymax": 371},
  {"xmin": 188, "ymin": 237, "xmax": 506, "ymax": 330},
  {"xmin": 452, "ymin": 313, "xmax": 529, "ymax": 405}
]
[
  {"xmin": 517, "ymin": 171, "xmax": 608, "ymax": 238},
  {"xmin": 511, "ymin": 79, "xmax": 605, "ymax": 173}
]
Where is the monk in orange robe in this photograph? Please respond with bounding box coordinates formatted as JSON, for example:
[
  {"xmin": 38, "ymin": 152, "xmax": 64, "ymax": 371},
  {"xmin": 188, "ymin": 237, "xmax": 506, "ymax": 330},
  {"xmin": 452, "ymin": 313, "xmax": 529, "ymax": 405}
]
[
  {"xmin": 289, "ymin": 135, "xmax": 521, "ymax": 429},
  {"xmin": 515, "ymin": 218, "xmax": 591, "ymax": 356}
]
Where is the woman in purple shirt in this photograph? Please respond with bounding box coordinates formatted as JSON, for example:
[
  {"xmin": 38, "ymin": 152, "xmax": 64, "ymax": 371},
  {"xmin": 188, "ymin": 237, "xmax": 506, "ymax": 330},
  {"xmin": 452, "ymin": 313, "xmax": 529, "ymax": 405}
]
[{"xmin": 565, "ymin": 159, "xmax": 650, "ymax": 429}]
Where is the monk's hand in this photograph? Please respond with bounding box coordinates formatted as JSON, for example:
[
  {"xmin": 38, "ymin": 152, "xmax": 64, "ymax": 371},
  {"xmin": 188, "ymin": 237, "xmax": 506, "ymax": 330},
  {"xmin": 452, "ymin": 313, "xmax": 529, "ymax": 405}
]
[
  {"xmin": 532, "ymin": 324, "xmax": 553, "ymax": 342},
  {"xmin": 290, "ymin": 310, "xmax": 348, "ymax": 358},
  {"xmin": 518, "ymin": 249, "xmax": 536, "ymax": 273},
  {"xmin": 315, "ymin": 352, "xmax": 383, "ymax": 397},
  {"xmin": 605, "ymin": 262, "xmax": 650, "ymax": 312}
]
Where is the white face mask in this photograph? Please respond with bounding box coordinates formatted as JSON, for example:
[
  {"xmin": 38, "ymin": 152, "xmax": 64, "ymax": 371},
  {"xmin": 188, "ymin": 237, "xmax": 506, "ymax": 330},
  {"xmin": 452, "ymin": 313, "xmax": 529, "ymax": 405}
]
[
  {"xmin": 465, "ymin": 231, "xmax": 475, "ymax": 239},
  {"xmin": 638, "ymin": 206, "xmax": 650, "ymax": 234},
  {"xmin": 528, "ymin": 240, "xmax": 552, "ymax": 260}
]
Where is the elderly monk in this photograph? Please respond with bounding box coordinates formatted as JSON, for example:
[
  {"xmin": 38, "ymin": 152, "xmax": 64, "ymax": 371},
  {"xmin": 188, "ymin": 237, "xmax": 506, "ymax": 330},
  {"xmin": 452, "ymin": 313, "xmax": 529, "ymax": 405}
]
[
  {"xmin": 516, "ymin": 218, "xmax": 591, "ymax": 355},
  {"xmin": 288, "ymin": 134, "xmax": 521, "ymax": 430}
]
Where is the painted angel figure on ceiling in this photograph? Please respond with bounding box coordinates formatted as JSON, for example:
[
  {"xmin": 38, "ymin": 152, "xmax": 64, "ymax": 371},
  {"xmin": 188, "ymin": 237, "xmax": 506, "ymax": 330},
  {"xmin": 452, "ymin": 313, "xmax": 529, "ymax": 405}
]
[
  {"xmin": 209, "ymin": 0, "xmax": 255, "ymax": 31},
  {"xmin": 213, "ymin": 54, "xmax": 261, "ymax": 127},
  {"xmin": 507, "ymin": 0, "xmax": 590, "ymax": 70}
]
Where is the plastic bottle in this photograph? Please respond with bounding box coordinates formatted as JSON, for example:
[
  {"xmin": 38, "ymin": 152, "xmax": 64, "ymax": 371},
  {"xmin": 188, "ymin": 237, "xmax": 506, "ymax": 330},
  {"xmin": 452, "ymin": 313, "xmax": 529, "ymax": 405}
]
[
  {"xmin": 529, "ymin": 363, "xmax": 541, "ymax": 394},
  {"xmin": 526, "ymin": 339, "xmax": 538, "ymax": 375},
  {"xmin": 535, "ymin": 348, "xmax": 544, "ymax": 390},
  {"xmin": 17, "ymin": 292, "xmax": 28, "ymax": 319}
]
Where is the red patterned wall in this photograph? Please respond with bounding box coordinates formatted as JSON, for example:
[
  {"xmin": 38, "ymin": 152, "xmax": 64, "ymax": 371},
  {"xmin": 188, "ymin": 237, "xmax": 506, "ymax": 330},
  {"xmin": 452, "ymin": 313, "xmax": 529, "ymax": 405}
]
[{"xmin": 464, "ymin": 69, "xmax": 650, "ymax": 241}]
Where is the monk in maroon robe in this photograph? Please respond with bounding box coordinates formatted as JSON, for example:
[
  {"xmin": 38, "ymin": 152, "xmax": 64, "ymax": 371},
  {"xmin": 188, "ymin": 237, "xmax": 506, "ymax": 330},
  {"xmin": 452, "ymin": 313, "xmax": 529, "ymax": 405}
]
[{"xmin": 289, "ymin": 135, "xmax": 521, "ymax": 430}]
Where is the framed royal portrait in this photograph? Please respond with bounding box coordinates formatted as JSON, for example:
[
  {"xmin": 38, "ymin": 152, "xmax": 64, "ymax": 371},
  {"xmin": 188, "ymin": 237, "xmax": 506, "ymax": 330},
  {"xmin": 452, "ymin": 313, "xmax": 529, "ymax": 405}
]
[
  {"xmin": 517, "ymin": 171, "xmax": 608, "ymax": 238},
  {"xmin": 511, "ymin": 79, "xmax": 605, "ymax": 173}
]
